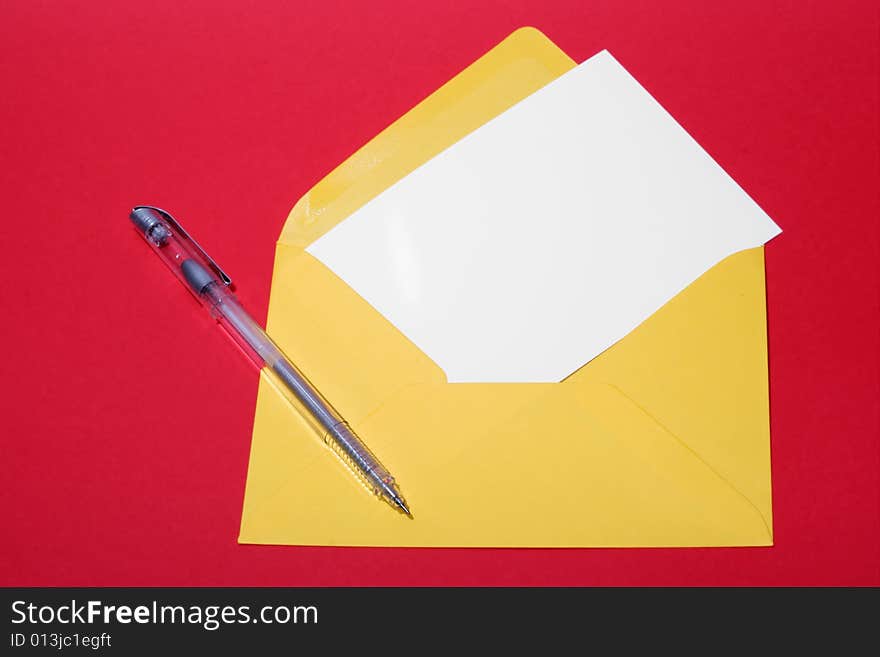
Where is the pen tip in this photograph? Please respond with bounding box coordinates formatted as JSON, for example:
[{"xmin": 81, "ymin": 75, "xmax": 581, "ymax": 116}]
[{"xmin": 393, "ymin": 495, "xmax": 413, "ymax": 519}]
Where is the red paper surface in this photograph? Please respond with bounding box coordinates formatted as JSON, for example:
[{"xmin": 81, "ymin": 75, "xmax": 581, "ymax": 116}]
[{"xmin": 0, "ymin": 0, "xmax": 877, "ymax": 585}]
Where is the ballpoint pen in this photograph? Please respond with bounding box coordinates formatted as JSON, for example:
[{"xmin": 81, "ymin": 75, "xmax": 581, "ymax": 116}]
[{"xmin": 128, "ymin": 206, "xmax": 411, "ymax": 517}]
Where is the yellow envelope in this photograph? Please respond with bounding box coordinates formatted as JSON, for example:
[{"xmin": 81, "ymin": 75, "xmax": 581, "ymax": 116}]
[{"xmin": 238, "ymin": 27, "xmax": 773, "ymax": 547}]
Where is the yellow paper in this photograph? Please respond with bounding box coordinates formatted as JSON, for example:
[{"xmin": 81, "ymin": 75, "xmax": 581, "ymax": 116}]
[{"xmin": 238, "ymin": 27, "xmax": 773, "ymax": 547}]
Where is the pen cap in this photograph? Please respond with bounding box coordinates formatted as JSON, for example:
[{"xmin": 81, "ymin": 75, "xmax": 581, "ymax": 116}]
[
  {"xmin": 129, "ymin": 207, "xmax": 225, "ymax": 301},
  {"xmin": 129, "ymin": 206, "xmax": 271, "ymax": 370}
]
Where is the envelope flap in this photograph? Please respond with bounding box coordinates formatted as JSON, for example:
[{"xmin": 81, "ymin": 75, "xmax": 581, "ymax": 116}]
[{"xmin": 278, "ymin": 27, "xmax": 576, "ymax": 249}]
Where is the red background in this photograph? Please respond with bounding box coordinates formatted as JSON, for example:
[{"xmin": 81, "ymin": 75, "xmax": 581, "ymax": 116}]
[{"xmin": 1, "ymin": 1, "xmax": 877, "ymax": 586}]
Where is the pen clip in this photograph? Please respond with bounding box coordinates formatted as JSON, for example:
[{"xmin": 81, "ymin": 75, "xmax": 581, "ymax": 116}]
[{"xmin": 134, "ymin": 205, "xmax": 233, "ymax": 287}]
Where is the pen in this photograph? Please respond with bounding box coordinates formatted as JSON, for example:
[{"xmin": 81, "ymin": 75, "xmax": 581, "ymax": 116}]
[{"xmin": 128, "ymin": 206, "xmax": 412, "ymax": 517}]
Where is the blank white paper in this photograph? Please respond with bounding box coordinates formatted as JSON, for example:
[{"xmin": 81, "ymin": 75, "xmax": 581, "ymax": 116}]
[{"xmin": 307, "ymin": 50, "xmax": 781, "ymax": 383}]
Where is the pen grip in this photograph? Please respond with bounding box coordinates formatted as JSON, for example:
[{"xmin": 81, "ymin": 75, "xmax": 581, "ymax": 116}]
[{"xmin": 321, "ymin": 420, "xmax": 398, "ymax": 497}]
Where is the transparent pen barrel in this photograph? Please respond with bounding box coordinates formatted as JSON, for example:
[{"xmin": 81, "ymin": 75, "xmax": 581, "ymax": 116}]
[
  {"xmin": 203, "ymin": 283, "xmax": 393, "ymax": 497},
  {"xmin": 129, "ymin": 206, "xmax": 408, "ymax": 512}
]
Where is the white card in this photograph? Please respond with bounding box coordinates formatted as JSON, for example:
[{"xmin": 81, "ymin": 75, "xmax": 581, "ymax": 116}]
[{"xmin": 307, "ymin": 50, "xmax": 781, "ymax": 383}]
